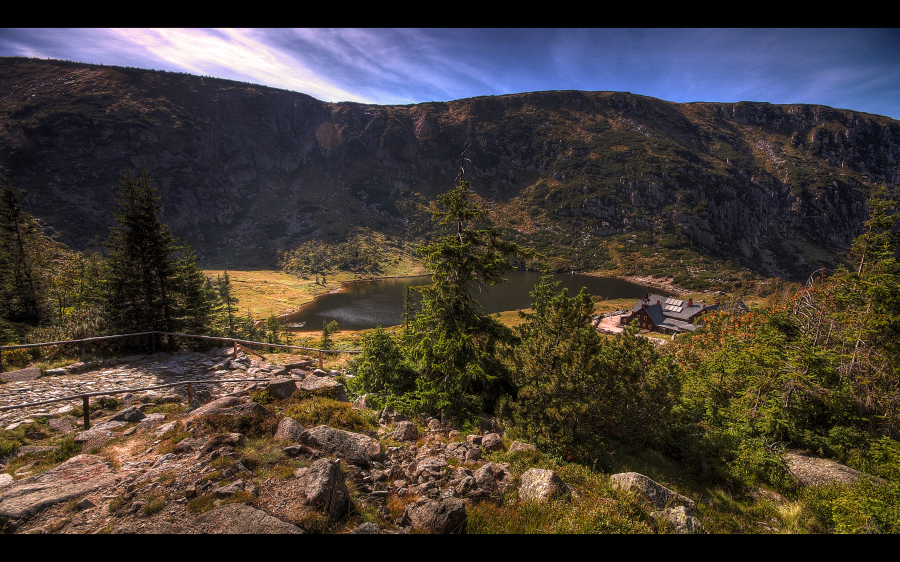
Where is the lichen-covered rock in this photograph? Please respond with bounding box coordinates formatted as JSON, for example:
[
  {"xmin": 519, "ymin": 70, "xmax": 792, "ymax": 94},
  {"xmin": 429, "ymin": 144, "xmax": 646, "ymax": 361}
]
[
  {"xmin": 274, "ymin": 417, "xmax": 306, "ymax": 442},
  {"xmin": 299, "ymin": 376, "xmax": 348, "ymax": 401},
  {"xmin": 481, "ymin": 433, "xmax": 502, "ymax": 451},
  {"xmin": 0, "ymin": 455, "xmax": 118, "ymax": 520},
  {"xmin": 782, "ymin": 451, "xmax": 888, "ymax": 487},
  {"xmin": 191, "ymin": 503, "xmax": 304, "ymax": 534},
  {"xmin": 508, "ymin": 441, "xmax": 537, "ymax": 454},
  {"xmin": 265, "ymin": 377, "xmax": 298, "ymax": 399},
  {"xmin": 299, "ymin": 425, "xmax": 384, "ymax": 466},
  {"xmin": 392, "ymin": 420, "xmax": 419, "ymax": 442},
  {"xmin": 186, "ymin": 396, "xmax": 269, "ymax": 421},
  {"xmin": 609, "ymin": 472, "xmax": 696, "ymax": 510},
  {"xmin": 518, "ymin": 468, "xmax": 565, "ymax": 503},
  {"xmin": 404, "ymin": 497, "xmax": 467, "ymax": 534},
  {"xmin": 109, "ymin": 405, "xmax": 146, "ymax": 423},
  {"xmin": 292, "ymin": 458, "xmax": 350, "ymax": 521},
  {"xmin": 650, "ymin": 506, "xmax": 707, "ymax": 534}
]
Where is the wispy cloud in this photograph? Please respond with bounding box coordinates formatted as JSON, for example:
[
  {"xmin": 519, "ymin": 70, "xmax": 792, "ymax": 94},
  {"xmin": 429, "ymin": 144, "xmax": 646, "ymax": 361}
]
[{"xmin": 1, "ymin": 28, "xmax": 897, "ymax": 119}]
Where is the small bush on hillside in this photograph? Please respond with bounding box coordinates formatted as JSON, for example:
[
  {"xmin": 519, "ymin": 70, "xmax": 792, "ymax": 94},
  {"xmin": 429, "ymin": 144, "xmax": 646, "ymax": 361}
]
[
  {"xmin": 284, "ymin": 397, "xmax": 377, "ymax": 434},
  {"xmin": 202, "ymin": 412, "xmax": 279, "ymax": 438}
]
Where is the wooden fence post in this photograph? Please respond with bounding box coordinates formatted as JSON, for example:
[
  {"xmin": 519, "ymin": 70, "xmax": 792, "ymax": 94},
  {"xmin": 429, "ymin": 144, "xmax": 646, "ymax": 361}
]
[
  {"xmin": 318, "ymin": 350, "xmax": 324, "ymax": 370},
  {"xmin": 187, "ymin": 383, "xmax": 193, "ymax": 405},
  {"xmin": 83, "ymin": 396, "xmax": 91, "ymax": 430},
  {"xmin": 81, "ymin": 341, "xmax": 86, "ymax": 363}
]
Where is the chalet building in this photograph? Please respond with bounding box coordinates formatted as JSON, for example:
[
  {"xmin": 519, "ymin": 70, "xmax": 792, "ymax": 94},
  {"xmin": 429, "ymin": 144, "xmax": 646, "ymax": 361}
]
[{"xmin": 620, "ymin": 294, "xmax": 718, "ymax": 335}]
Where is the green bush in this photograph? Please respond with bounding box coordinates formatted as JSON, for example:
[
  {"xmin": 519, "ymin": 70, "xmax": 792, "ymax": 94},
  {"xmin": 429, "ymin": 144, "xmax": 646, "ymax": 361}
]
[
  {"xmin": 801, "ymin": 480, "xmax": 900, "ymax": 533},
  {"xmin": 346, "ymin": 327, "xmax": 416, "ymax": 398},
  {"xmin": 202, "ymin": 412, "xmax": 279, "ymax": 438},
  {"xmin": 284, "ymin": 397, "xmax": 377, "ymax": 434}
]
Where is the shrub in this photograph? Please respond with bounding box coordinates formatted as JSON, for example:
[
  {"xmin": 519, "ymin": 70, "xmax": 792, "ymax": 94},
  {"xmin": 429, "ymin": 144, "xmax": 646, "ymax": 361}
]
[
  {"xmin": 283, "ymin": 397, "xmax": 377, "ymax": 434},
  {"xmin": 187, "ymin": 494, "xmax": 216, "ymax": 514},
  {"xmin": 142, "ymin": 498, "xmax": 166, "ymax": 517},
  {"xmin": 201, "ymin": 412, "xmax": 279, "ymax": 438}
]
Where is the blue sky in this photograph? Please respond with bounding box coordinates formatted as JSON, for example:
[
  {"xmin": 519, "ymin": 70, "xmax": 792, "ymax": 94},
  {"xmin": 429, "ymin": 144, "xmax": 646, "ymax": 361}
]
[{"xmin": 2, "ymin": 28, "xmax": 898, "ymax": 120}]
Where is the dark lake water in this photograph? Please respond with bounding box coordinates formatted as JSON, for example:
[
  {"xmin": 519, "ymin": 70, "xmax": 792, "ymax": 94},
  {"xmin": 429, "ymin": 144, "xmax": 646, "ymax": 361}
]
[{"xmin": 282, "ymin": 271, "xmax": 674, "ymax": 332}]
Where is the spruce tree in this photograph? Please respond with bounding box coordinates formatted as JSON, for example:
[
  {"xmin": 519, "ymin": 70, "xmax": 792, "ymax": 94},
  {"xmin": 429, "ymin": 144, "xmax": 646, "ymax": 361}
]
[
  {"xmin": 104, "ymin": 170, "xmax": 212, "ymax": 336},
  {"xmin": 0, "ymin": 177, "xmax": 47, "ymax": 324},
  {"xmin": 405, "ymin": 178, "xmax": 531, "ymax": 421}
]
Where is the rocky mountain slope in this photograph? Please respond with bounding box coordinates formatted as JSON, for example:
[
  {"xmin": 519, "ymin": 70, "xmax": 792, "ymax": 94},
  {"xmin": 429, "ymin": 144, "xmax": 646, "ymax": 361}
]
[
  {"xmin": 1, "ymin": 348, "xmax": 885, "ymax": 534},
  {"xmin": 2, "ymin": 57, "xmax": 898, "ymax": 280}
]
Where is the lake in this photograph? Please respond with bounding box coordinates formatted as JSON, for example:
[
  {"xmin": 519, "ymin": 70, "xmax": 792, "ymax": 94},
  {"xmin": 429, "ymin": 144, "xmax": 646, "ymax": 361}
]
[{"xmin": 282, "ymin": 271, "xmax": 674, "ymax": 332}]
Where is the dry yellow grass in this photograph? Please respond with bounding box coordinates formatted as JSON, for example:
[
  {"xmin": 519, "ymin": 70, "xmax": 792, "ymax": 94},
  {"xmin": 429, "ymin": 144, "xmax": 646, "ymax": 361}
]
[{"xmin": 202, "ymin": 269, "xmax": 330, "ymax": 319}]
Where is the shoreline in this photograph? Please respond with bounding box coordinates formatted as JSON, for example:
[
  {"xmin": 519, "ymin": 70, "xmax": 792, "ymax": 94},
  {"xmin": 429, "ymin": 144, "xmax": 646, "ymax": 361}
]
[
  {"xmin": 580, "ymin": 271, "xmax": 692, "ymax": 296},
  {"xmin": 278, "ymin": 270, "xmax": 694, "ymax": 330}
]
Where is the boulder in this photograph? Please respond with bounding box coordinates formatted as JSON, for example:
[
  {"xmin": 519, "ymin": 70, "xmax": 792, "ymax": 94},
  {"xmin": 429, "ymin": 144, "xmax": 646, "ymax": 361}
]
[
  {"xmin": 191, "ymin": 503, "xmax": 304, "ymax": 534},
  {"xmin": 650, "ymin": 506, "xmax": 707, "ymax": 534},
  {"xmin": 137, "ymin": 413, "xmax": 167, "ymax": 430},
  {"xmin": 109, "ymin": 405, "xmax": 145, "ymax": 423},
  {"xmin": 508, "ymin": 441, "xmax": 537, "ymax": 454},
  {"xmin": 298, "ymin": 376, "xmax": 348, "ymax": 401},
  {"xmin": 185, "ymin": 396, "xmax": 269, "ymax": 422},
  {"xmin": 351, "ymin": 521, "xmax": 382, "ymax": 534},
  {"xmin": 609, "ymin": 472, "xmax": 695, "ymax": 510},
  {"xmin": 200, "ymin": 433, "xmax": 246, "ymax": 454},
  {"xmin": 274, "ymin": 418, "xmax": 306, "ymax": 442},
  {"xmin": 782, "ymin": 451, "xmax": 888, "ymax": 487},
  {"xmin": 299, "ymin": 425, "xmax": 384, "ymax": 466},
  {"xmin": 481, "ymin": 433, "xmax": 502, "ymax": 451},
  {"xmin": 81, "ymin": 431, "xmax": 116, "ymax": 453},
  {"xmin": 413, "ymin": 457, "xmax": 448, "ymax": 482},
  {"xmin": 518, "ymin": 468, "xmax": 565, "ymax": 503},
  {"xmin": 265, "ymin": 377, "xmax": 298, "ymax": 400},
  {"xmin": 213, "ymin": 479, "xmax": 247, "ymax": 498},
  {"xmin": 403, "ymin": 497, "xmax": 467, "ymax": 534},
  {"xmin": 391, "ymin": 421, "xmax": 419, "ymax": 442},
  {"xmin": 0, "ymin": 455, "xmax": 118, "ymax": 520},
  {"xmin": 292, "ymin": 458, "xmax": 350, "ymax": 521}
]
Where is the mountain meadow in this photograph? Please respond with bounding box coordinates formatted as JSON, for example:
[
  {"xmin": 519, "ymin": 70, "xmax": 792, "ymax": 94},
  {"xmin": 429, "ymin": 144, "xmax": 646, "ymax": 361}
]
[{"xmin": 0, "ymin": 57, "xmax": 898, "ymax": 534}]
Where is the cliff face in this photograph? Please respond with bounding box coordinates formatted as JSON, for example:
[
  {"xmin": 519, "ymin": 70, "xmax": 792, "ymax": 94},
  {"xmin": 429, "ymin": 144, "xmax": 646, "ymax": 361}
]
[{"xmin": 1, "ymin": 57, "xmax": 898, "ymax": 278}]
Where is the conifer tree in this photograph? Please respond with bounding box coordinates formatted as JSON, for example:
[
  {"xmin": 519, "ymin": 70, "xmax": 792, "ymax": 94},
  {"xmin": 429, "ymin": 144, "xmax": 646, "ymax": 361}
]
[
  {"xmin": 405, "ymin": 175, "xmax": 531, "ymax": 421},
  {"xmin": 104, "ymin": 170, "xmax": 213, "ymax": 336},
  {"xmin": 0, "ymin": 176, "xmax": 48, "ymax": 324}
]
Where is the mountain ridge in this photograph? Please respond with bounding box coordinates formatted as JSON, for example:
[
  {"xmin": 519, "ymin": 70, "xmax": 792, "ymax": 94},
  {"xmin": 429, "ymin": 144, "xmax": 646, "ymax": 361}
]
[{"xmin": 1, "ymin": 56, "xmax": 898, "ymax": 284}]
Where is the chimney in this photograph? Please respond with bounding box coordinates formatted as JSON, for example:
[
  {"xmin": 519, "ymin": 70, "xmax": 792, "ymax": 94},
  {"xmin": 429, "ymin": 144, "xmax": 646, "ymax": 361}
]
[
  {"xmin": 688, "ymin": 298, "xmax": 693, "ymax": 307},
  {"xmin": 702, "ymin": 303, "xmax": 706, "ymax": 309},
  {"xmin": 656, "ymin": 300, "xmax": 660, "ymax": 305}
]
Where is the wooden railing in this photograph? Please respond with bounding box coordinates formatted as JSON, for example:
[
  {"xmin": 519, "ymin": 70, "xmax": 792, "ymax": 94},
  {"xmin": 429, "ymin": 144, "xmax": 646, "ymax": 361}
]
[
  {"xmin": 0, "ymin": 331, "xmax": 363, "ymax": 429},
  {"xmin": 0, "ymin": 330, "xmax": 361, "ymax": 372}
]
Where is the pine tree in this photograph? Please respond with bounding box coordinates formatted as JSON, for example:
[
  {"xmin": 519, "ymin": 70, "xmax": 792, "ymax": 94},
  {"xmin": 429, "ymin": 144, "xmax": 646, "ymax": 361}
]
[
  {"xmin": 0, "ymin": 176, "xmax": 48, "ymax": 324},
  {"xmin": 405, "ymin": 177, "xmax": 532, "ymax": 421},
  {"xmin": 504, "ymin": 272, "xmax": 678, "ymax": 460},
  {"xmin": 217, "ymin": 271, "xmax": 237, "ymax": 336},
  {"xmin": 104, "ymin": 170, "xmax": 213, "ymax": 336}
]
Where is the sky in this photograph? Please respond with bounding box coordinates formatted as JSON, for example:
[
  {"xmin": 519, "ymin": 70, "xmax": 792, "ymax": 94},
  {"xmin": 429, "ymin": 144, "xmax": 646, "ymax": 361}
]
[{"xmin": 1, "ymin": 28, "xmax": 899, "ymax": 120}]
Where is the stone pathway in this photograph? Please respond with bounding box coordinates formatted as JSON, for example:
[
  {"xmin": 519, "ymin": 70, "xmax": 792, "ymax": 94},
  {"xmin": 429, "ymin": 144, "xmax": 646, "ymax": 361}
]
[{"xmin": 0, "ymin": 349, "xmax": 288, "ymax": 429}]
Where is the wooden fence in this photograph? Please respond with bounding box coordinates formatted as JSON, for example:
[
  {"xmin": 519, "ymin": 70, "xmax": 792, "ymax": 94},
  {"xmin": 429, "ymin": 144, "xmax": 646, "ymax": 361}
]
[
  {"xmin": 0, "ymin": 330, "xmax": 361, "ymax": 372},
  {"xmin": 0, "ymin": 331, "xmax": 362, "ymax": 430}
]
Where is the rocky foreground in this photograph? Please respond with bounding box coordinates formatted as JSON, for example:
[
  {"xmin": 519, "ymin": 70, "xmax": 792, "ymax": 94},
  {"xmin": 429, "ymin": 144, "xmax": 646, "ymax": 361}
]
[{"xmin": 1, "ymin": 348, "xmax": 881, "ymax": 534}]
